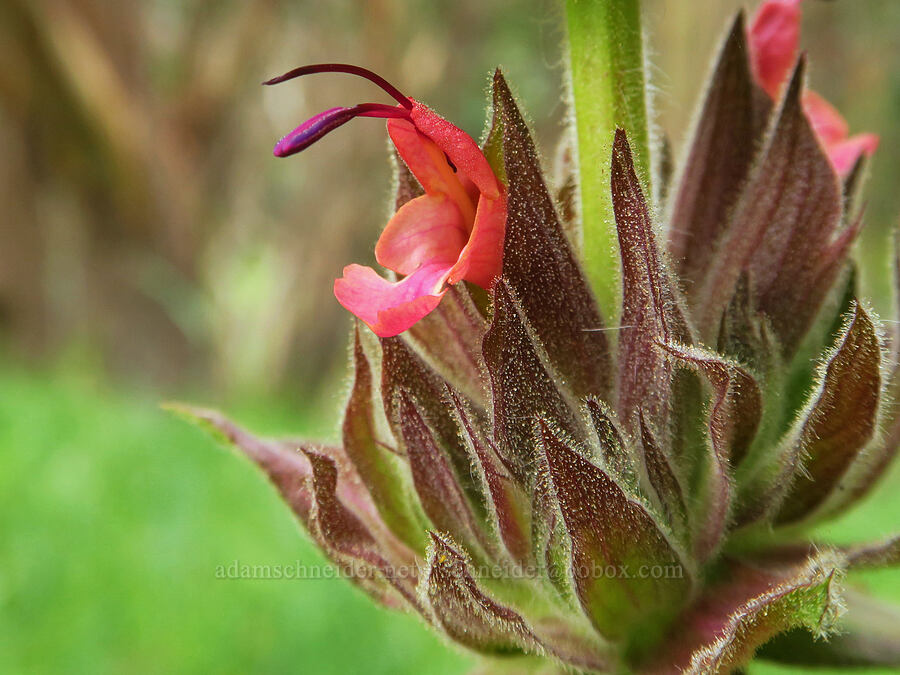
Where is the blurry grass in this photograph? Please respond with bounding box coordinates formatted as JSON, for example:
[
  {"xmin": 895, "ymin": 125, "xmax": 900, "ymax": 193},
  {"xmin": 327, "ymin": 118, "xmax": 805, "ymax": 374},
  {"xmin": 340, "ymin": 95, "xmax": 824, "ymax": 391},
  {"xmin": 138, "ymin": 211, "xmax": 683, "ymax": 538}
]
[
  {"xmin": 0, "ymin": 363, "xmax": 472, "ymax": 675},
  {"xmin": 2, "ymin": 362, "xmax": 900, "ymax": 675}
]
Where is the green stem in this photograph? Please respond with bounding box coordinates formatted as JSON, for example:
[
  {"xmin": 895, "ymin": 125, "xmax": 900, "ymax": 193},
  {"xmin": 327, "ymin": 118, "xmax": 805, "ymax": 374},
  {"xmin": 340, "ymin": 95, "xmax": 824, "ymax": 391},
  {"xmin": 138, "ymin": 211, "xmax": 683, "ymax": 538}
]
[{"xmin": 565, "ymin": 0, "xmax": 650, "ymax": 322}]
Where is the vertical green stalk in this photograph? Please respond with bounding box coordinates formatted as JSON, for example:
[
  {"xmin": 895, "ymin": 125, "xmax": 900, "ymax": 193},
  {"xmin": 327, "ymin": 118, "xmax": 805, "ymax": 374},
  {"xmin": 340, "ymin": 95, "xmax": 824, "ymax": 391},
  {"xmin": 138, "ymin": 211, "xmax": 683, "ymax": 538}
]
[{"xmin": 566, "ymin": 0, "xmax": 650, "ymax": 321}]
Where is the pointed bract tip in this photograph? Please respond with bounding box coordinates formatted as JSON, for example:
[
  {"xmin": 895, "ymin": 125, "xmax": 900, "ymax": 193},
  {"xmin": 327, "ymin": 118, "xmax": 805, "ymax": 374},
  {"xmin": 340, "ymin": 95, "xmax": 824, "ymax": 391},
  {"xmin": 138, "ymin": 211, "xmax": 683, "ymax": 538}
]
[
  {"xmin": 491, "ymin": 68, "xmax": 513, "ymax": 98},
  {"xmin": 728, "ymin": 9, "xmax": 747, "ymax": 37},
  {"xmin": 791, "ymin": 52, "xmax": 808, "ymax": 85}
]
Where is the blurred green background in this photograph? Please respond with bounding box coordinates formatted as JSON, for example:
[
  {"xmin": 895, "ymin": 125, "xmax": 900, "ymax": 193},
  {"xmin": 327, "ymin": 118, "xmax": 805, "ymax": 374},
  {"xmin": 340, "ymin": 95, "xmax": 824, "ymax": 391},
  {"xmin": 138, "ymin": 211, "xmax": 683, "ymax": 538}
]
[{"xmin": 1, "ymin": 1, "xmax": 899, "ymax": 673}]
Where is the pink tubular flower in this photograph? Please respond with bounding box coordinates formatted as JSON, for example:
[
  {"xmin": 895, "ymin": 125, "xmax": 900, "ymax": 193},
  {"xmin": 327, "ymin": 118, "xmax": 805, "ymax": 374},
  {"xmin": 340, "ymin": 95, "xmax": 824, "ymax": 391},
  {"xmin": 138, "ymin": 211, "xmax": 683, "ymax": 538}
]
[
  {"xmin": 749, "ymin": 0, "xmax": 879, "ymax": 176},
  {"xmin": 265, "ymin": 64, "xmax": 506, "ymax": 337}
]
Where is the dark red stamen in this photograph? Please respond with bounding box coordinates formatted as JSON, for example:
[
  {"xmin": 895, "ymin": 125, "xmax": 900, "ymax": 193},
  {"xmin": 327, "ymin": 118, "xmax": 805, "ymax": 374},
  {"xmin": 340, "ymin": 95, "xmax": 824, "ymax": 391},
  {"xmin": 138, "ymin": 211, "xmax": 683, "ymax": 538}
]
[{"xmin": 263, "ymin": 63, "xmax": 412, "ymax": 109}]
